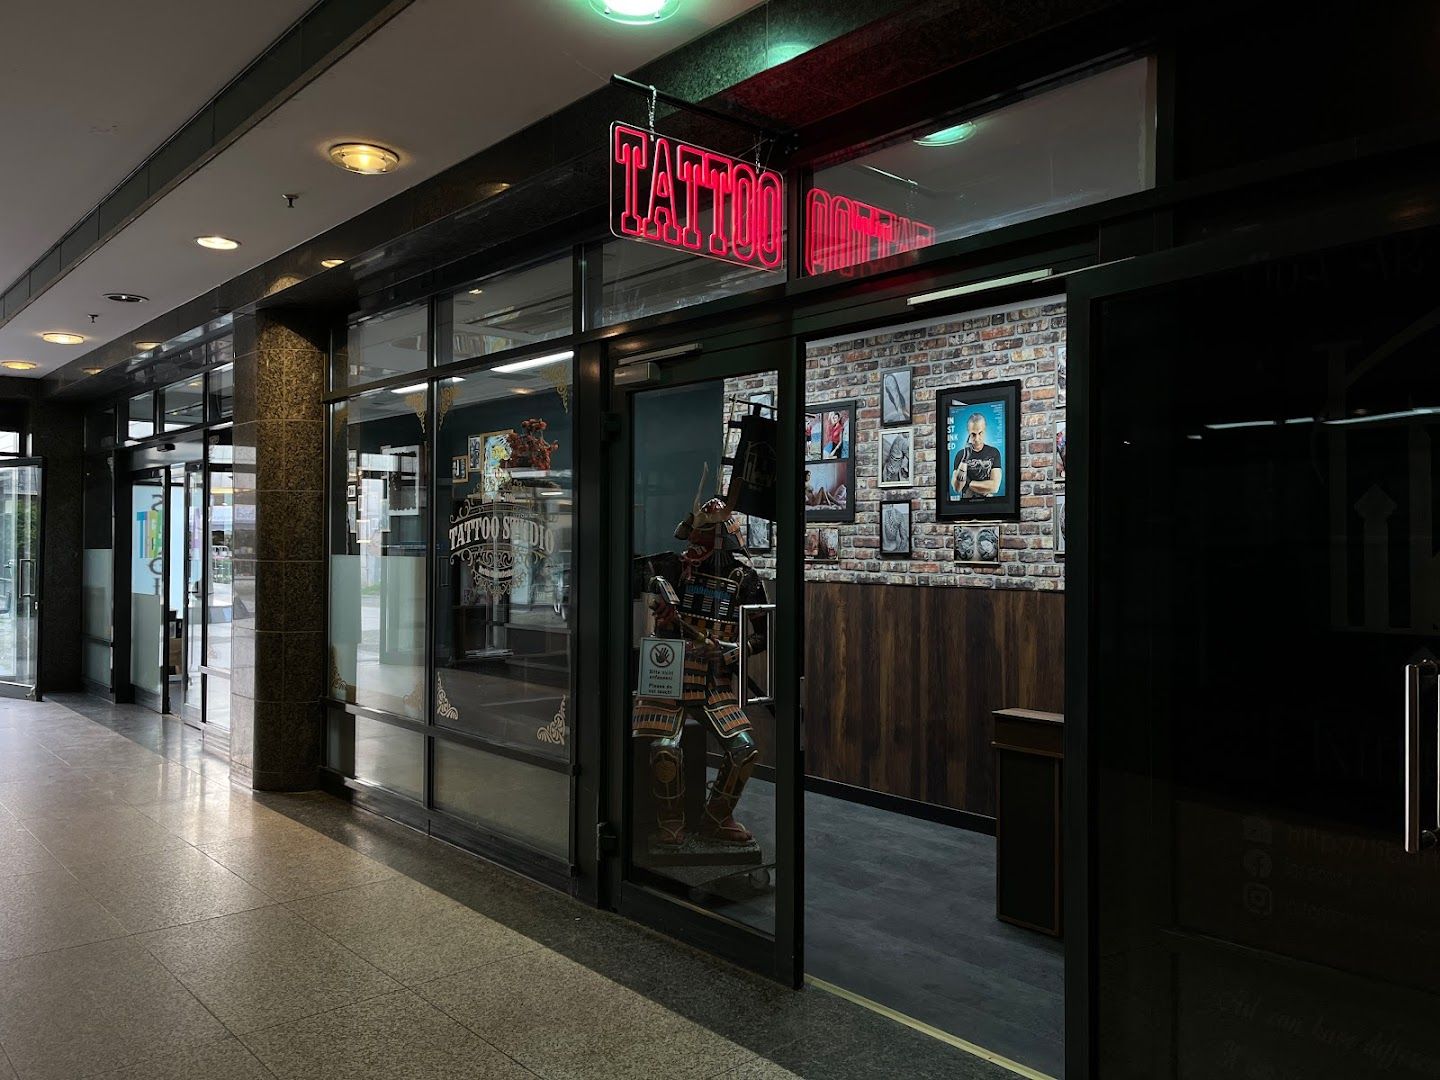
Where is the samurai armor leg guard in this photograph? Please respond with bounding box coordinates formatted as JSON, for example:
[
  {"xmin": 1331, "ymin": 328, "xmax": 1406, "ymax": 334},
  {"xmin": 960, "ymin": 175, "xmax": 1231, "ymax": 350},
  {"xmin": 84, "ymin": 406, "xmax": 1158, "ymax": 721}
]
[
  {"xmin": 701, "ymin": 731, "xmax": 759, "ymax": 843},
  {"xmin": 650, "ymin": 741, "xmax": 687, "ymax": 845}
]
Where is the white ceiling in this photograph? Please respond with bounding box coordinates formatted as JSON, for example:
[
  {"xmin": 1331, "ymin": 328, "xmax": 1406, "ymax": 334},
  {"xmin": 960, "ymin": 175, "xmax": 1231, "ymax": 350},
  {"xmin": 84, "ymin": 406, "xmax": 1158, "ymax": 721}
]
[
  {"xmin": 0, "ymin": 0, "xmax": 316, "ymax": 287},
  {"xmin": 0, "ymin": 0, "xmax": 765, "ymax": 377}
]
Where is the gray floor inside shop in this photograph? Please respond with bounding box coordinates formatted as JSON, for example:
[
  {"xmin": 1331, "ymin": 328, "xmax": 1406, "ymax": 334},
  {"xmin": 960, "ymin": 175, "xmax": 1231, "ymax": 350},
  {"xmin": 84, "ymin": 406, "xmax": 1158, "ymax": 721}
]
[{"xmin": 708, "ymin": 781, "xmax": 1064, "ymax": 1078}]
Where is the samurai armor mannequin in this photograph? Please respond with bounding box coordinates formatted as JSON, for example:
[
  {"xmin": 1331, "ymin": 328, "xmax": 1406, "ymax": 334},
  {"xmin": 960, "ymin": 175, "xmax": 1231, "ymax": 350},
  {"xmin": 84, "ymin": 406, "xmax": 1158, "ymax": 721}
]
[{"xmin": 632, "ymin": 473, "xmax": 768, "ymax": 846}]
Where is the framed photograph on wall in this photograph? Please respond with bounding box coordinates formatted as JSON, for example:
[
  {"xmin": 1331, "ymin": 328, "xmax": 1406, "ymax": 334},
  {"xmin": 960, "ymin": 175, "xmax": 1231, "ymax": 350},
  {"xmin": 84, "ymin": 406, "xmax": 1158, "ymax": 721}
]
[
  {"xmin": 1055, "ymin": 492, "xmax": 1067, "ymax": 556},
  {"xmin": 936, "ymin": 380, "xmax": 1021, "ymax": 520},
  {"xmin": 746, "ymin": 516, "xmax": 772, "ymax": 553},
  {"xmin": 805, "ymin": 527, "xmax": 840, "ymax": 562},
  {"xmin": 880, "ymin": 500, "xmax": 911, "ymax": 557},
  {"xmin": 878, "ymin": 428, "xmax": 913, "ymax": 488},
  {"xmin": 1054, "ymin": 414, "xmax": 1067, "ymax": 483},
  {"xmin": 881, "ymin": 368, "xmax": 912, "ymax": 426},
  {"xmin": 805, "ymin": 400, "xmax": 856, "ymax": 523},
  {"xmin": 451, "ymin": 455, "xmax": 469, "ymax": 484},
  {"xmin": 1057, "ymin": 348, "xmax": 1067, "ymax": 407},
  {"xmin": 955, "ymin": 523, "xmax": 1002, "ymax": 565}
]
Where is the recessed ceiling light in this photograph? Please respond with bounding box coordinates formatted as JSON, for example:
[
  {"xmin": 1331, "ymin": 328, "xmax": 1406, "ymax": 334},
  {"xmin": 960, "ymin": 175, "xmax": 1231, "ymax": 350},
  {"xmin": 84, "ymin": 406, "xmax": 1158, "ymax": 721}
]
[
  {"xmin": 467, "ymin": 288, "xmax": 483, "ymax": 295},
  {"xmin": 83, "ymin": 366, "xmax": 103, "ymax": 376},
  {"xmin": 914, "ymin": 121, "xmax": 977, "ymax": 147},
  {"xmin": 328, "ymin": 142, "xmax": 401, "ymax": 175},
  {"xmin": 134, "ymin": 341, "xmax": 162, "ymax": 351},
  {"xmin": 321, "ymin": 258, "xmax": 345, "ymax": 269},
  {"xmin": 105, "ymin": 292, "xmax": 148, "ymax": 303},
  {"xmin": 589, "ymin": 0, "xmax": 679, "ymax": 23},
  {"xmin": 195, "ymin": 235, "xmax": 240, "ymax": 250},
  {"xmin": 492, "ymin": 350, "xmax": 574, "ymax": 374},
  {"xmin": 41, "ymin": 332, "xmax": 84, "ymax": 345},
  {"xmin": 1, "ymin": 361, "xmax": 37, "ymax": 371}
]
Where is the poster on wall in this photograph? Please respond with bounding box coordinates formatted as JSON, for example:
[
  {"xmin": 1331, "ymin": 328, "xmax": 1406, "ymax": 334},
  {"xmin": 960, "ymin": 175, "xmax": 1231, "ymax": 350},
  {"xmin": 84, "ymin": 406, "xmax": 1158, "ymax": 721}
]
[
  {"xmin": 881, "ymin": 368, "xmax": 912, "ymax": 426},
  {"xmin": 1055, "ymin": 492, "xmax": 1067, "ymax": 556},
  {"xmin": 936, "ymin": 381, "xmax": 1020, "ymax": 520},
  {"xmin": 956, "ymin": 523, "xmax": 1002, "ymax": 565},
  {"xmin": 878, "ymin": 428, "xmax": 913, "ymax": 488},
  {"xmin": 805, "ymin": 400, "xmax": 856, "ymax": 523},
  {"xmin": 1054, "ymin": 415, "xmax": 1067, "ymax": 483},
  {"xmin": 805, "ymin": 526, "xmax": 840, "ymax": 562}
]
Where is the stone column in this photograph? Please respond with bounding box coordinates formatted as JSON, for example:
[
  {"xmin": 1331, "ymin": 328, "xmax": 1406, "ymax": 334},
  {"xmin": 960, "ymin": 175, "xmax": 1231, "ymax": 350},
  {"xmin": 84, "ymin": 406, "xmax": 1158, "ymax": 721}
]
[{"xmin": 229, "ymin": 310, "xmax": 327, "ymax": 790}]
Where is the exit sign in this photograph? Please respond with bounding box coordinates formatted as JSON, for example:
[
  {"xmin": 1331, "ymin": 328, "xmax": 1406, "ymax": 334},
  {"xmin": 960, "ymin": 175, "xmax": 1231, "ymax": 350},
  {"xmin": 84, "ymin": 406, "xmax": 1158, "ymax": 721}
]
[{"xmin": 610, "ymin": 123, "xmax": 785, "ymax": 272}]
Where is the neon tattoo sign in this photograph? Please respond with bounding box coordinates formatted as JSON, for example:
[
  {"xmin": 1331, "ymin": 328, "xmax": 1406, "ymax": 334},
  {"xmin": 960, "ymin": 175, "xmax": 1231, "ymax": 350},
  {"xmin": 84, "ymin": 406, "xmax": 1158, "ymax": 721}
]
[
  {"xmin": 610, "ymin": 123, "xmax": 785, "ymax": 271},
  {"xmin": 804, "ymin": 187, "xmax": 935, "ymax": 276}
]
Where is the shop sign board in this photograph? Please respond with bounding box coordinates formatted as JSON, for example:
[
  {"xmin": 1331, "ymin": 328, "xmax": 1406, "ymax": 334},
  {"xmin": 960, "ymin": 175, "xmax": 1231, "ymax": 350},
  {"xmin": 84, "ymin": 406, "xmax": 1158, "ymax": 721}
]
[
  {"xmin": 449, "ymin": 497, "xmax": 555, "ymax": 596},
  {"xmin": 610, "ymin": 123, "xmax": 785, "ymax": 271},
  {"xmin": 804, "ymin": 187, "xmax": 936, "ymax": 275},
  {"xmin": 637, "ymin": 637, "xmax": 685, "ymax": 699}
]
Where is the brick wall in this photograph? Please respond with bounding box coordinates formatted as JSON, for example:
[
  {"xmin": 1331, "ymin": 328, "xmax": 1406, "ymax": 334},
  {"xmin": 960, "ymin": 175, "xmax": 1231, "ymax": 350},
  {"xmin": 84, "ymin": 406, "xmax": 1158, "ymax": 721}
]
[{"xmin": 805, "ymin": 297, "xmax": 1065, "ymax": 589}]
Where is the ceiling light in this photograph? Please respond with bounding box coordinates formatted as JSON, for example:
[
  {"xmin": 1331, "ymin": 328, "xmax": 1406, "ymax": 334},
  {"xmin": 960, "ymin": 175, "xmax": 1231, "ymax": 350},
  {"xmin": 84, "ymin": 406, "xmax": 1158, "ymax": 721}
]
[
  {"xmin": 1, "ymin": 361, "xmax": 37, "ymax": 371},
  {"xmin": 914, "ymin": 121, "xmax": 977, "ymax": 147},
  {"xmin": 321, "ymin": 259, "xmax": 345, "ymax": 269},
  {"xmin": 134, "ymin": 341, "xmax": 162, "ymax": 351},
  {"xmin": 467, "ymin": 288, "xmax": 483, "ymax": 295},
  {"xmin": 41, "ymin": 332, "xmax": 84, "ymax": 345},
  {"xmin": 492, "ymin": 350, "xmax": 574, "ymax": 374},
  {"xmin": 196, "ymin": 236, "xmax": 240, "ymax": 250},
  {"xmin": 83, "ymin": 367, "xmax": 103, "ymax": 376},
  {"xmin": 329, "ymin": 143, "xmax": 401, "ymax": 175},
  {"xmin": 388, "ymin": 382, "xmax": 429, "ymax": 395},
  {"xmin": 589, "ymin": 0, "xmax": 680, "ymax": 24},
  {"xmin": 105, "ymin": 292, "xmax": 148, "ymax": 303}
]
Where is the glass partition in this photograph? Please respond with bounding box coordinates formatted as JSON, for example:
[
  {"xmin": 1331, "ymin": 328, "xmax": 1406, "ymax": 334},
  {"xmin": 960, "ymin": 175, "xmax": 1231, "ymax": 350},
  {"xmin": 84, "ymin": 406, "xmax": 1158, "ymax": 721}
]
[
  {"xmin": 127, "ymin": 393, "xmax": 155, "ymax": 441},
  {"xmin": 448, "ymin": 255, "xmax": 573, "ymax": 364},
  {"xmin": 208, "ymin": 364, "xmax": 234, "ymax": 421},
  {"xmin": 82, "ymin": 456, "xmax": 113, "ymax": 689},
  {"xmin": 329, "ymin": 388, "xmax": 428, "ymax": 719},
  {"xmin": 0, "ymin": 463, "xmax": 42, "ymax": 692},
  {"xmin": 207, "ymin": 462, "xmax": 234, "ymax": 729},
  {"xmin": 806, "ymin": 57, "xmax": 1156, "ymax": 276},
  {"xmin": 162, "ymin": 378, "xmax": 205, "ymax": 431},
  {"xmin": 129, "ymin": 474, "xmax": 165, "ymax": 702},
  {"xmin": 335, "ymin": 303, "xmax": 429, "ymax": 389},
  {"xmin": 599, "ymin": 239, "xmax": 776, "ymax": 326}
]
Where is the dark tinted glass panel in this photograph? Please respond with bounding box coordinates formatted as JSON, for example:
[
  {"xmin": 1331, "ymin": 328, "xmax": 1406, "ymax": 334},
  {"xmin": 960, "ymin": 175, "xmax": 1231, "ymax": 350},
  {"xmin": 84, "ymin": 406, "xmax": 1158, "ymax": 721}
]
[
  {"xmin": 1092, "ymin": 230, "xmax": 1440, "ymax": 1079},
  {"xmin": 433, "ymin": 738, "xmax": 568, "ymax": 858},
  {"xmin": 128, "ymin": 392, "xmax": 155, "ymax": 440},
  {"xmin": 354, "ymin": 715, "xmax": 424, "ymax": 802},
  {"xmin": 807, "ymin": 59, "xmax": 1155, "ymax": 276},
  {"xmin": 448, "ymin": 256, "xmax": 572, "ymax": 363},
  {"xmin": 86, "ymin": 405, "xmax": 117, "ymax": 450},
  {"xmin": 208, "ymin": 364, "xmax": 234, "ymax": 420},
  {"xmin": 161, "ymin": 378, "xmax": 205, "ymax": 431},
  {"xmin": 599, "ymin": 239, "xmax": 773, "ymax": 326},
  {"xmin": 336, "ymin": 304, "xmax": 428, "ymax": 389}
]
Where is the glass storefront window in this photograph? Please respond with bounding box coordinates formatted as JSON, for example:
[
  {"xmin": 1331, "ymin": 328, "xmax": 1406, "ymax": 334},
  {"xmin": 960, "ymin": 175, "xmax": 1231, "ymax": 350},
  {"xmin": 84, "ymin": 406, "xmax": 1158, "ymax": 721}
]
[
  {"xmin": 335, "ymin": 303, "xmax": 429, "ymax": 389},
  {"xmin": 433, "ymin": 356, "xmax": 573, "ymax": 757},
  {"xmin": 127, "ymin": 392, "xmax": 155, "ymax": 441},
  {"xmin": 82, "ymin": 456, "xmax": 113, "ymax": 689},
  {"xmin": 448, "ymin": 255, "xmax": 573, "ymax": 364},
  {"xmin": 161, "ymin": 378, "xmax": 206, "ymax": 431},
  {"xmin": 208, "ymin": 364, "xmax": 234, "ymax": 420},
  {"xmin": 599, "ymin": 239, "xmax": 776, "ymax": 326},
  {"xmin": 328, "ymin": 388, "xmax": 428, "ymax": 719},
  {"xmin": 806, "ymin": 57, "xmax": 1156, "ymax": 276}
]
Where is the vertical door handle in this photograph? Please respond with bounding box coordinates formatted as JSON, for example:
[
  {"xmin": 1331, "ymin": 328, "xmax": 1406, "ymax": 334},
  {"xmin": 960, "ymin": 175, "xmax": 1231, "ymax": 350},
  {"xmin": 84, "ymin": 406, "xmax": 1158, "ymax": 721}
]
[
  {"xmin": 1404, "ymin": 659, "xmax": 1439, "ymax": 854},
  {"xmin": 737, "ymin": 603, "xmax": 776, "ymax": 707}
]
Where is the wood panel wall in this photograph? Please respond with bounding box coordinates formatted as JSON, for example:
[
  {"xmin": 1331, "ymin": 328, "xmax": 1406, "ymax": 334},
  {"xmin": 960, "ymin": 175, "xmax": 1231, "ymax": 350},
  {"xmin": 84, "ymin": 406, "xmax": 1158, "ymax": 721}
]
[{"xmin": 804, "ymin": 581, "xmax": 1064, "ymax": 818}]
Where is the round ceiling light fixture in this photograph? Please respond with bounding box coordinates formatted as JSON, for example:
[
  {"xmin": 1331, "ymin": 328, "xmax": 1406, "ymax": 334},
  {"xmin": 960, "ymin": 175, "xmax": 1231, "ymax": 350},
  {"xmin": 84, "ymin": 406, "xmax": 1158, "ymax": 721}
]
[
  {"xmin": 1, "ymin": 361, "xmax": 37, "ymax": 371},
  {"xmin": 914, "ymin": 121, "xmax": 977, "ymax": 148},
  {"xmin": 105, "ymin": 292, "xmax": 148, "ymax": 303},
  {"xmin": 588, "ymin": 0, "xmax": 680, "ymax": 24},
  {"xmin": 328, "ymin": 142, "xmax": 401, "ymax": 175},
  {"xmin": 134, "ymin": 341, "xmax": 162, "ymax": 351},
  {"xmin": 196, "ymin": 235, "xmax": 240, "ymax": 250},
  {"xmin": 320, "ymin": 258, "xmax": 345, "ymax": 269},
  {"xmin": 41, "ymin": 331, "xmax": 85, "ymax": 345}
]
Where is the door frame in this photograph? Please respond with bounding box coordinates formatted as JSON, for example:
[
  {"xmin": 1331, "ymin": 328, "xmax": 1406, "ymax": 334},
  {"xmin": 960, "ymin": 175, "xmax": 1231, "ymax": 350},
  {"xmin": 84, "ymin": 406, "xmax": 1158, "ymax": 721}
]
[
  {"xmin": 0, "ymin": 456, "xmax": 45, "ymax": 700},
  {"xmin": 600, "ymin": 334, "xmax": 804, "ymax": 986},
  {"xmin": 1062, "ymin": 194, "xmax": 1440, "ymax": 1080},
  {"xmin": 127, "ymin": 465, "xmax": 170, "ymax": 714}
]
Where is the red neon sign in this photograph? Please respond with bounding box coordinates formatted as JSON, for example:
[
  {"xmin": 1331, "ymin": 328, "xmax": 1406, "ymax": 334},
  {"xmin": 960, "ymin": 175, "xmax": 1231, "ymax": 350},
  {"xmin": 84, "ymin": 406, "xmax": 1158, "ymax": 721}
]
[
  {"xmin": 804, "ymin": 187, "xmax": 935, "ymax": 276},
  {"xmin": 610, "ymin": 123, "xmax": 785, "ymax": 272}
]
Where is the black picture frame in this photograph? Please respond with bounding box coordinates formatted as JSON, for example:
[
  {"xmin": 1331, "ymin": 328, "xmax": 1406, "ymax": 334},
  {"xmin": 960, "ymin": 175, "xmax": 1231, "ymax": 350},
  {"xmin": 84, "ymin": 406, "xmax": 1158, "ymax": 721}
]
[
  {"xmin": 880, "ymin": 499, "xmax": 911, "ymax": 557},
  {"xmin": 936, "ymin": 380, "xmax": 1021, "ymax": 520},
  {"xmin": 804, "ymin": 399, "xmax": 856, "ymax": 523}
]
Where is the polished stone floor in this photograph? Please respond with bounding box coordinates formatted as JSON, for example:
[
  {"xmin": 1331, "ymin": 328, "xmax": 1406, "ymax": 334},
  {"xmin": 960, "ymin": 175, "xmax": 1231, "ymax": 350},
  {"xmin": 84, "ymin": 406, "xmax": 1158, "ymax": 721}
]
[{"xmin": 0, "ymin": 695, "xmax": 1019, "ymax": 1080}]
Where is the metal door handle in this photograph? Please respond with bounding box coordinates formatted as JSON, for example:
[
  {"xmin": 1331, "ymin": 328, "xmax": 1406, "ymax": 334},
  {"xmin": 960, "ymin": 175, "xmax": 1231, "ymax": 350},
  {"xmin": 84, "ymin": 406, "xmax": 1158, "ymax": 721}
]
[
  {"xmin": 1404, "ymin": 659, "xmax": 1439, "ymax": 854},
  {"xmin": 737, "ymin": 603, "xmax": 776, "ymax": 707}
]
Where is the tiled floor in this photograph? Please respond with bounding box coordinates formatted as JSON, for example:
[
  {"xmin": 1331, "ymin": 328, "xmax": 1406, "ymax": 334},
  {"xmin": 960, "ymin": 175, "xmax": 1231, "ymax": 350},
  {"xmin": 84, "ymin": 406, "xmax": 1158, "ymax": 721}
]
[{"xmin": 0, "ymin": 695, "xmax": 1019, "ymax": 1080}]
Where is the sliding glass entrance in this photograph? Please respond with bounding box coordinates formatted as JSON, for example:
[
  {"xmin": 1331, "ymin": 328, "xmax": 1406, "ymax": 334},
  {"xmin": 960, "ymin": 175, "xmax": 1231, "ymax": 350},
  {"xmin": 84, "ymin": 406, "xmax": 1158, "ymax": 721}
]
[
  {"xmin": 1079, "ymin": 226, "xmax": 1440, "ymax": 1079},
  {"xmin": 0, "ymin": 460, "xmax": 42, "ymax": 698}
]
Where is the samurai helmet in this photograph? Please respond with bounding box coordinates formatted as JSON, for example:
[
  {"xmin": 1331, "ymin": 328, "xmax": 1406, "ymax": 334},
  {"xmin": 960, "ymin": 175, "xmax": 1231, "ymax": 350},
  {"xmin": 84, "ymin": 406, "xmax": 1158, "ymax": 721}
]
[{"xmin": 675, "ymin": 463, "xmax": 744, "ymax": 550}]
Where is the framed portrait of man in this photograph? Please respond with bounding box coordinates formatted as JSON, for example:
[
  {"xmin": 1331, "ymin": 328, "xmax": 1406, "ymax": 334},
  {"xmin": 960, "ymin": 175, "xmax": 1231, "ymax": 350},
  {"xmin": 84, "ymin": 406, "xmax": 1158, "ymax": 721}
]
[{"xmin": 936, "ymin": 380, "xmax": 1021, "ymax": 520}]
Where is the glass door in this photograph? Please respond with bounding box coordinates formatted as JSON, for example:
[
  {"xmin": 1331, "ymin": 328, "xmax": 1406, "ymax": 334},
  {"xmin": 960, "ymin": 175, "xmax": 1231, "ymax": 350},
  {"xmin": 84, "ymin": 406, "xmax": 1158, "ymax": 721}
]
[
  {"xmin": 1078, "ymin": 225, "xmax": 1440, "ymax": 1079},
  {"xmin": 206, "ymin": 462, "xmax": 234, "ymax": 730},
  {"xmin": 605, "ymin": 341, "xmax": 802, "ymax": 983},
  {"xmin": 129, "ymin": 470, "xmax": 167, "ymax": 710},
  {"xmin": 181, "ymin": 465, "xmax": 205, "ymax": 725},
  {"xmin": 0, "ymin": 459, "xmax": 43, "ymax": 698}
]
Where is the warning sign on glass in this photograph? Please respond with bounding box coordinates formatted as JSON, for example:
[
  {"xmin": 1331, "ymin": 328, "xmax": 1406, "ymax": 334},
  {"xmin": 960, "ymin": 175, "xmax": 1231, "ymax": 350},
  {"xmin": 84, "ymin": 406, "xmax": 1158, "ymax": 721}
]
[{"xmin": 637, "ymin": 637, "xmax": 685, "ymax": 700}]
